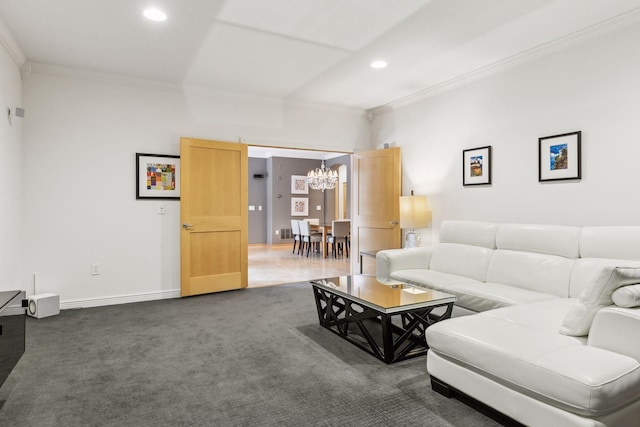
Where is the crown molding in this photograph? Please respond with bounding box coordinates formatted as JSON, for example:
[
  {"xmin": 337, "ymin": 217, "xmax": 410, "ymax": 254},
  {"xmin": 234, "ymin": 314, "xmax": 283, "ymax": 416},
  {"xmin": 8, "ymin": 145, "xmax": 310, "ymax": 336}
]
[
  {"xmin": 30, "ymin": 61, "xmax": 180, "ymax": 89},
  {"xmin": 371, "ymin": 7, "xmax": 640, "ymax": 115},
  {"xmin": 0, "ymin": 17, "xmax": 26, "ymax": 69},
  {"xmin": 30, "ymin": 61, "xmax": 365, "ymax": 115}
]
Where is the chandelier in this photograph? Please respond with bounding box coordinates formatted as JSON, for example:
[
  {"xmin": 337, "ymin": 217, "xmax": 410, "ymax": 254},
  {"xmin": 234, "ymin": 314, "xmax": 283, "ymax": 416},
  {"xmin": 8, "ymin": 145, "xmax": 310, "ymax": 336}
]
[{"xmin": 307, "ymin": 160, "xmax": 338, "ymax": 192}]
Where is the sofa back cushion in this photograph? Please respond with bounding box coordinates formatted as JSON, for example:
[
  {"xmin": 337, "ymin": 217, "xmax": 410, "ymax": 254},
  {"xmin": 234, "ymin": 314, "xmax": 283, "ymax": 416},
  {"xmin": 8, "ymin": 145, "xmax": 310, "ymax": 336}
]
[
  {"xmin": 486, "ymin": 250, "xmax": 574, "ymax": 297},
  {"xmin": 430, "ymin": 243, "xmax": 494, "ymax": 282},
  {"xmin": 580, "ymin": 226, "xmax": 640, "ymax": 260},
  {"xmin": 496, "ymin": 223, "xmax": 581, "ymax": 258},
  {"xmin": 439, "ymin": 220, "xmax": 497, "ymax": 249},
  {"xmin": 483, "ymin": 223, "xmax": 580, "ymax": 297}
]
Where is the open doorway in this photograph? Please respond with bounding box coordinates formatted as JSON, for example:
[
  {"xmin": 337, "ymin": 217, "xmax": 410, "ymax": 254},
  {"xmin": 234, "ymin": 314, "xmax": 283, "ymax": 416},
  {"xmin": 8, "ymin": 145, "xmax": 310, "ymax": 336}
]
[{"xmin": 247, "ymin": 146, "xmax": 352, "ymax": 287}]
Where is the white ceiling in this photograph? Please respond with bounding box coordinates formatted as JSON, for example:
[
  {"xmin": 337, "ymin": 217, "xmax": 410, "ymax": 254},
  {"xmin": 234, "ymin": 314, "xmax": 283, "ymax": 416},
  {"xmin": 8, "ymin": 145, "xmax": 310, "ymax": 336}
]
[{"xmin": 2, "ymin": 0, "xmax": 640, "ymax": 111}]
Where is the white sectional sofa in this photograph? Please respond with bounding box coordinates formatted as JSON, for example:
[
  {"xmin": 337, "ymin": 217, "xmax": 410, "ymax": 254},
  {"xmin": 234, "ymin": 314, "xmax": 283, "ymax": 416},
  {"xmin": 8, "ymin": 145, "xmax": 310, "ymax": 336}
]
[{"xmin": 376, "ymin": 221, "xmax": 640, "ymax": 427}]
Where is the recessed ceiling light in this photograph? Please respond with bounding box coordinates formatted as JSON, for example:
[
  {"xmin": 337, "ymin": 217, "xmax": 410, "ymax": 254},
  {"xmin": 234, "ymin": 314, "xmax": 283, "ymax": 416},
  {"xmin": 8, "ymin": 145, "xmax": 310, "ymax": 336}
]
[
  {"xmin": 143, "ymin": 8, "xmax": 167, "ymax": 22},
  {"xmin": 371, "ymin": 60, "xmax": 388, "ymax": 69}
]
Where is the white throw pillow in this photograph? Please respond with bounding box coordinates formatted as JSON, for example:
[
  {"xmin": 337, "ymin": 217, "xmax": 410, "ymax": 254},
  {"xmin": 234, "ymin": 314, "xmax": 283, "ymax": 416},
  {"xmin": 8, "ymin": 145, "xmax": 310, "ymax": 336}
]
[
  {"xmin": 612, "ymin": 284, "xmax": 640, "ymax": 308},
  {"xmin": 560, "ymin": 266, "xmax": 640, "ymax": 336}
]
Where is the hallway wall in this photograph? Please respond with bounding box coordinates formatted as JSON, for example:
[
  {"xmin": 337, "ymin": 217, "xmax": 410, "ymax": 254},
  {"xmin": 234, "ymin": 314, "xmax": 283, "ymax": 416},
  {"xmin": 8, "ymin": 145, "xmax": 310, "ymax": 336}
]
[
  {"xmin": 21, "ymin": 67, "xmax": 370, "ymax": 307},
  {"xmin": 248, "ymin": 157, "xmax": 268, "ymax": 244}
]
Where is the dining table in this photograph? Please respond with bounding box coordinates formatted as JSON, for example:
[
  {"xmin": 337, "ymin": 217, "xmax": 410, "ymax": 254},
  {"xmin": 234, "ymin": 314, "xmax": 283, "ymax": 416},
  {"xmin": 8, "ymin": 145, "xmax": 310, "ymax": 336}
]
[{"xmin": 310, "ymin": 223, "xmax": 332, "ymax": 258}]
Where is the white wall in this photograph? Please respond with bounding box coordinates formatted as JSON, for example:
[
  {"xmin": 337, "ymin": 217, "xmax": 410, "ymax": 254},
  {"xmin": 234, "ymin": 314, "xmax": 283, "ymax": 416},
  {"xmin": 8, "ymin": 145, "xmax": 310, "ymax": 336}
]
[
  {"xmin": 22, "ymin": 18, "xmax": 640, "ymax": 306},
  {"xmin": 22, "ymin": 67, "xmax": 370, "ymax": 307},
  {"xmin": 0, "ymin": 41, "xmax": 23, "ymax": 292},
  {"xmin": 372, "ymin": 21, "xmax": 640, "ymax": 246}
]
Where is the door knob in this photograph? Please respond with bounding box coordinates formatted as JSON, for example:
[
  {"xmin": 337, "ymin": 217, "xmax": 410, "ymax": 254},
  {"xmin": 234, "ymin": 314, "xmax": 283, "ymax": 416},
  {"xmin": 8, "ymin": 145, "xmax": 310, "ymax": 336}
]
[{"xmin": 182, "ymin": 223, "xmax": 194, "ymax": 230}]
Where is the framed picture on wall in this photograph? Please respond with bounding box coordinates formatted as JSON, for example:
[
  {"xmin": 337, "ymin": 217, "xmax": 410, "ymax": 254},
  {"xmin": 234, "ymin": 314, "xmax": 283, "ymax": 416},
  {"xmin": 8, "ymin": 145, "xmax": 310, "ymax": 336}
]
[
  {"xmin": 291, "ymin": 175, "xmax": 309, "ymax": 194},
  {"xmin": 291, "ymin": 197, "xmax": 309, "ymax": 216},
  {"xmin": 462, "ymin": 146, "xmax": 492, "ymax": 186},
  {"xmin": 538, "ymin": 131, "xmax": 581, "ymax": 182},
  {"xmin": 136, "ymin": 153, "xmax": 181, "ymax": 199}
]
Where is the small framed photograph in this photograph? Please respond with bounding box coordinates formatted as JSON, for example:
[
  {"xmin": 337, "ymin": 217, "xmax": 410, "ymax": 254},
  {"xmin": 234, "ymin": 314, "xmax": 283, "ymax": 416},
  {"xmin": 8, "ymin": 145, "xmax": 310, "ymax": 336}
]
[
  {"xmin": 538, "ymin": 131, "xmax": 581, "ymax": 182},
  {"xmin": 291, "ymin": 197, "xmax": 309, "ymax": 216},
  {"xmin": 291, "ymin": 175, "xmax": 308, "ymax": 194},
  {"xmin": 136, "ymin": 153, "xmax": 180, "ymax": 199},
  {"xmin": 463, "ymin": 146, "xmax": 492, "ymax": 186}
]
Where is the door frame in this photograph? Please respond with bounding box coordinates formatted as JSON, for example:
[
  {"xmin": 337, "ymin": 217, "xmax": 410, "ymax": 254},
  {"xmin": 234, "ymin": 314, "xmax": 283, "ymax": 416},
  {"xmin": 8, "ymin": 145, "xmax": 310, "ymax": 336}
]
[{"xmin": 246, "ymin": 145, "xmax": 353, "ymax": 283}]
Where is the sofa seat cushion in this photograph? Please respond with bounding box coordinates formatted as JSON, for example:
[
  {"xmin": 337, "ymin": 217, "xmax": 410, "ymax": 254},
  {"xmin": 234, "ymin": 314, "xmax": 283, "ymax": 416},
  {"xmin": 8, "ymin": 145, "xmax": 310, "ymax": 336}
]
[
  {"xmin": 446, "ymin": 282, "xmax": 560, "ymax": 312},
  {"xmin": 390, "ymin": 269, "xmax": 480, "ymax": 291},
  {"xmin": 426, "ymin": 308, "xmax": 640, "ymax": 416},
  {"xmin": 483, "ymin": 299, "xmax": 583, "ymax": 335}
]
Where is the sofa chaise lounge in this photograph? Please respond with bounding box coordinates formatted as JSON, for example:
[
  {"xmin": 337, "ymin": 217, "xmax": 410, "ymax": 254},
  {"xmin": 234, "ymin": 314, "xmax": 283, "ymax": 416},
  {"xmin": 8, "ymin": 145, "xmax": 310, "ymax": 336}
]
[{"xmin": 376, "ymin": 220, "xmax": 640, "ymax": 427}]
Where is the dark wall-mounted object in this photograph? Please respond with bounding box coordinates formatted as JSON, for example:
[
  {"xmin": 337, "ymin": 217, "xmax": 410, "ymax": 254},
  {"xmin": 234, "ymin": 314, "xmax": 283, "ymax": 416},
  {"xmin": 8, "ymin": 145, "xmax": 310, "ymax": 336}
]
[
  {"xmin": 253, "ymin": 174, "xmax": 266, "ymax": 179},
  {"xmin": 0, "ymin": 290, "xmax": 26, "ymax": 388}
]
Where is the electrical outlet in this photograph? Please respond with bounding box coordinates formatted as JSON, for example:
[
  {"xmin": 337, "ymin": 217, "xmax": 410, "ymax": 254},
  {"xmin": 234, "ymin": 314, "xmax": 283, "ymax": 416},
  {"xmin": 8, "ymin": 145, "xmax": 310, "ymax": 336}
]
[{"xmin": 91, "ymin": 263, "xmax": 100, "ymax": 276}]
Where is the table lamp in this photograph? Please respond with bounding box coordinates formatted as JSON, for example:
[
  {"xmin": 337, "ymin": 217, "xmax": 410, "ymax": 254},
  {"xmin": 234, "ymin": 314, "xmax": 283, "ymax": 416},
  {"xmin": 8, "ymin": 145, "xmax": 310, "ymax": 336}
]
[{"xmin": 399, "ymin": 191, "xmax": 430, "ymax": 248}]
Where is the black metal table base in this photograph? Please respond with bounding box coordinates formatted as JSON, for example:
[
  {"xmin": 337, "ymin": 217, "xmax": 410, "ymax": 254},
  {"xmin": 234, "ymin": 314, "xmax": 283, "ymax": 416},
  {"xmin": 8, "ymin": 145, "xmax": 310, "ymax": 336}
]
[{"xmin": 312, "ymin": 285, "xmax": 453, "ymax": 364}]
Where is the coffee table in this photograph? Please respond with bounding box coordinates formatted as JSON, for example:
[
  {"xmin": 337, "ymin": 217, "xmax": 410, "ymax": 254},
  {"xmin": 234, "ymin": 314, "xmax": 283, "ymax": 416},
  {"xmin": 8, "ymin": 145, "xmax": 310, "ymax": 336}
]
[{"xmin": 310, "ymin": 275, "xmax": 456, "ymax": 364}]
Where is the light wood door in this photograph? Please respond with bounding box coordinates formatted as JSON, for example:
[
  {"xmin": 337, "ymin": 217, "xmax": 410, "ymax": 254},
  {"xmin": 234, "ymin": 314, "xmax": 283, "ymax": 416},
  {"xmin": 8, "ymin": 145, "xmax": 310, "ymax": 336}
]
[
  {"xmin": 352, "ymin": 147, "xmax": 402, "ymax": 274},
  {"xmin": 180, "ymin": 138, "xmax": 248, "ymax": 296}
]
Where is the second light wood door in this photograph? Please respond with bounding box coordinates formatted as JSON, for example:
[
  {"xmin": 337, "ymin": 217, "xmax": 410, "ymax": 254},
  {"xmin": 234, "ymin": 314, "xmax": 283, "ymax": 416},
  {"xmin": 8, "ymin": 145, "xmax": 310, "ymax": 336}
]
[
  {"xmin": 180, "ymin": 138, "xmax": 248, "ymax": 296},
  {"xmin": 352, "ymin": 147, "xmax": 402, "ymax": 274}
]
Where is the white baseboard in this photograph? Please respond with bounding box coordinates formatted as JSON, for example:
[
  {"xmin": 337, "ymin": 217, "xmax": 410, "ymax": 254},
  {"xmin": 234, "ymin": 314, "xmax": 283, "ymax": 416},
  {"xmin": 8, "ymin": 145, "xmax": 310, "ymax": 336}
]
[{"xmin": 60, "ymin": 289, "xmax": 181, "ymax": 310}]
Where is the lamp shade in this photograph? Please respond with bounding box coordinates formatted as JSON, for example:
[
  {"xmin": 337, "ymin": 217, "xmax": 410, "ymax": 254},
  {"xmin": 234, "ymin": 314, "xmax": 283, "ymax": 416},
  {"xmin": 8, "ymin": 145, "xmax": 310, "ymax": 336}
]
[{"xmin": 399, "ymin": 195, "xmax": 429, "ymax": 229}]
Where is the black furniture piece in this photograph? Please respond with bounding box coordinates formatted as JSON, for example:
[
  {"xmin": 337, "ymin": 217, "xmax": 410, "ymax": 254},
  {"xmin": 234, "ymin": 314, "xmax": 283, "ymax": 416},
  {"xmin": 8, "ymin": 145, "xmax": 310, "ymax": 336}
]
[
  {"xmin": 358, "ymin": 249, "xmax": 380, "ymax": 274},
  {"xmin": 311, "ymin": 275, "xmax": 455, "ymax": 364},
  {"xmin": 0, "ymin": 290, "xmax": 26, "ymax": 388}
]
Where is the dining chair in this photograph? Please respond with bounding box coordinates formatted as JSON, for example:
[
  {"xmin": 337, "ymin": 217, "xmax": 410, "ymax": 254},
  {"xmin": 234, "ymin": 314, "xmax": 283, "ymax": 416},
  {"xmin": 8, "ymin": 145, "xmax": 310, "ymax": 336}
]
[
  {"xmin": 327, "ymin": 220, "xmax": 351, "ymax": 258},
  {"xmin": 299, "ymin": 220, "xmax": 322, "ymax": 257},
  {"xmin": 290, "ymin": 219, "xmax": 301, "ymax": 254}
]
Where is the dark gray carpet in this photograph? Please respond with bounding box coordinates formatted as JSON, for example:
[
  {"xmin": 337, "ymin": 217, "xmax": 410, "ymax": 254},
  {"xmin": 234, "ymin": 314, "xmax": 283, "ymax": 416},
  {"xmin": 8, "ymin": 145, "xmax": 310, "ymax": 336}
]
[{"xmin": 0, "ymin": 282, "xmax": 498, "ymax": 426}]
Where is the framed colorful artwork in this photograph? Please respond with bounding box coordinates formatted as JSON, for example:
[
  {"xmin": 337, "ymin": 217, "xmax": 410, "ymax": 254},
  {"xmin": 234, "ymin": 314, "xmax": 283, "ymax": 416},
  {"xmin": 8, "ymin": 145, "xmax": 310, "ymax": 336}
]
[
  {"xmin": 538, "ymin": 131, "xmax": 581, "ymax": 182},
  {"xmin": 136, "ymin": 153, "xmax": 181, "ymax": 199},
  {"xmin": 463, "ymin": 146, "xmax": 492, "ymax": 186},
  {"xmin": 291, "ymin": 175, "xmax": 309, "ymax": 194},
  {"xmin": 291, "ymin": 197, "xmax": 309, "ymax": 216}
]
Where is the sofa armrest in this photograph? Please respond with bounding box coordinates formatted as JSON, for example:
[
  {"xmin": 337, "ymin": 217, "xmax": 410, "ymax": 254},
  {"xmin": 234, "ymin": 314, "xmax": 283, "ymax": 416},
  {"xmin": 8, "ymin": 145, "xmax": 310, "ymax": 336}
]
[
  {"xmin": 588, "ymin": 306, "xmax": 640, "ymax": 361},
  {"xmin": 376, "ymin": 247, "xmax": 433, "ymax": 282}
]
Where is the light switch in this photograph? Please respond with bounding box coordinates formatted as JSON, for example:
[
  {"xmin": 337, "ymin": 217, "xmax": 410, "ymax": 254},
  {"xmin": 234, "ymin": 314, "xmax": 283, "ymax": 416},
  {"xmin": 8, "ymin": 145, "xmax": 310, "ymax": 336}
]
[
  {"xmin": 258, "ymin": 206, "xmax": 262, "ymax": 211},
  {"xmin": 249, "ymin": 205, "xmax": 256, "ymax": 211},
  {"xmin": 91, "ymin": 263, "xmax": 100, "ymax": 276},
  {"xmin": 316, "ymin": 205, "xmax": 322, "ymax": 211}
]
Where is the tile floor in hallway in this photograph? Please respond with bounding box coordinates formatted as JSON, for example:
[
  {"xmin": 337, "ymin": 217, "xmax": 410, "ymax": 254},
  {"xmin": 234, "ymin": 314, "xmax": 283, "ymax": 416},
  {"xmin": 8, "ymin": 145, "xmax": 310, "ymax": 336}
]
[{"xmin": 248, "ymin": 243, "xmax": 351, "ymax": 288}]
